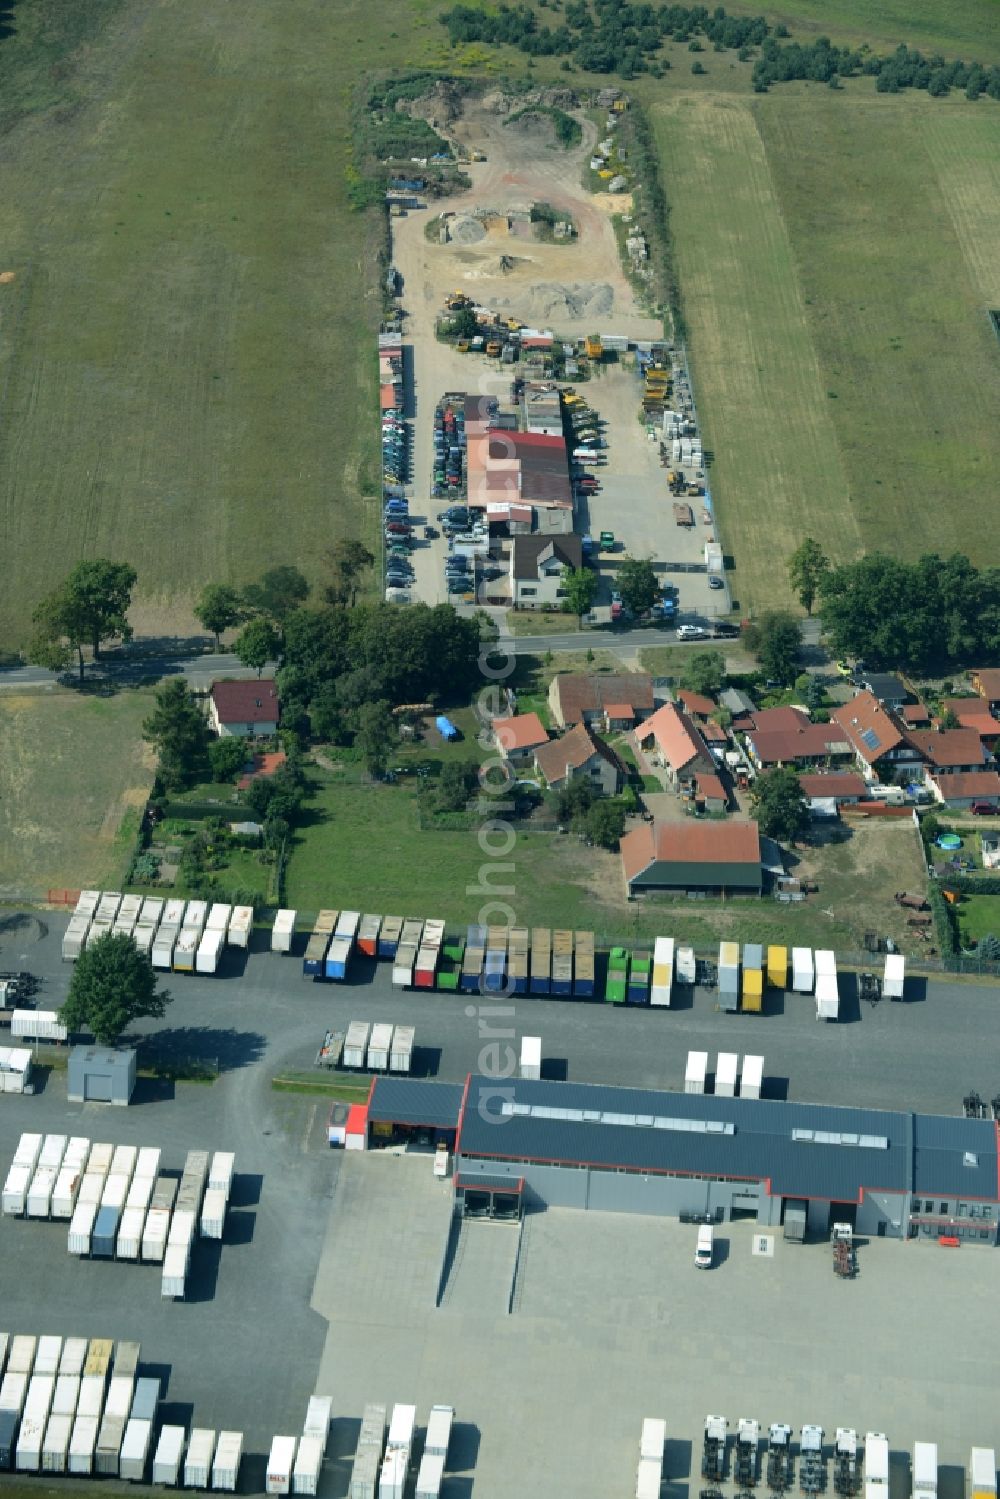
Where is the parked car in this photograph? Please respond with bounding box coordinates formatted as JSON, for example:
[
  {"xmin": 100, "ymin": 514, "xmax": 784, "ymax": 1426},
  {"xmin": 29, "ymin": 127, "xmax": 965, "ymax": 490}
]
[
  {"xmin": 708, "ymin": 576, "xmax": 724, "ymax": 590},
  {"xmin": 970, "ymin": 801, "xmax": 998, "ymax": 815},
  {"xmin": 713, "ymin": 623, "xmax": 740, "ymax": 639},
  {"xmin": 677, "ymin": 624, "xmax": 708, "ymax": 640},
  {"xmin": 423, "ymin": 525, "xmax": 438, "ymax": 539}
]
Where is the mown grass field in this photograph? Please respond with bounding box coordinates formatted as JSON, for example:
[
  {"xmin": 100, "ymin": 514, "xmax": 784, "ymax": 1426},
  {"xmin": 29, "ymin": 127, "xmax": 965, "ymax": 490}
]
[
  {"xmin": 0, "ymin": 689, "xmax": 154, "ymax": 899},
  {"xmin": 724, "ymin": 0, "xmax": 1000, "ymax": 59},
  {"xmin": 653, "ymin": 90, "xmax": 1000, "ymax": 609},
  {"xmin": 0, "ymin": 0, "xmax": 401, "ymax": 642}
]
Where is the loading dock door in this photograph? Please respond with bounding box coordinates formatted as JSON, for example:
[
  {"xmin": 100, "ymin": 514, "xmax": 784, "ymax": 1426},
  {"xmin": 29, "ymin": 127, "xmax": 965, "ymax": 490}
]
[{"xmin": 85, "ymin": 1074, "xmax": 113, "ymax": 1102}]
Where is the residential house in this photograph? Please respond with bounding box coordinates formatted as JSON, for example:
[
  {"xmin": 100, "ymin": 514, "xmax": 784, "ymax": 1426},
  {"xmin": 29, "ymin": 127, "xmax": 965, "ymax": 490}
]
[
  {"xmin": 621, "ymin": 821, "xmax": 762, "ymax": 898},
  {"xmin": 860, "ymin": 673, "xmax": 907, "ymax": 708},
  {"xmin": 208, "ymin": 680, "xmax": 280, "ymax": 739},
  {"xmin": 694, "ymin": 771, "xmax": 728, "ymax": 814},
  {"xmin": 797, "ymin": 772, "xmax": 868, "ymax": 807},
  {"xmin": 510, "ymin": 534, "xmax": 583, "ymax": 610},
  {"xmin": 677, "ymin": 689, "xmax": 715, "ymax": 721},
  {"xmin": 907, "ymin": 728, "xmax": 987, "ymax": 777},
  {"xmin": 603, "ymin": 701, "xmax": 642, "ymax": 733},
  {"xmin": 635, "ymin": 702, "xmax": 716, "ymax": 790},
  {"xmin": 900, "ymin": 703, "xmax": 930, "ymax": 728},
  {"xmin": 534, "ymin": 723, "xmax": 623, "ymax": 796},
  {"xmin": 940, "ymin": 698, "xmax": 1000, "ymax": 751},
  {"xmin": 492, "ymin": 713, "xmax": 549, "ymax": 765},
  {"xmin": 971, "ymin": 669, "xmax": 1000, "ymax": 714},
  {"xmin": 548, "ymin": 673, "xmax": 654, "ymax": 729},
  {"xmin": 928, "ymin": 770, "xmax": 1000, "ymax": 810},
  {"xmin": 744, "ymin": 707, "xmax": 852, "ymax": 771},
  {"xmin": 831, "ymin": 692, "xmax": 922, "ymax": 779},
  {"xmin": 720, "ymin": 687, "xmax": 756, "ymax": 724}
]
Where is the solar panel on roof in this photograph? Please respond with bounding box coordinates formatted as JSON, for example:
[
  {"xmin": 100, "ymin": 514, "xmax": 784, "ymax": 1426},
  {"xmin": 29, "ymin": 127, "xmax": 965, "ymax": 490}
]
[
  {"xmin": 500, "ymin": 1100, "xmax": 735, "ymax": 1136},
  {"xmin": 860, "ymin": 728, "xmax": 881, "ymax": 751}
]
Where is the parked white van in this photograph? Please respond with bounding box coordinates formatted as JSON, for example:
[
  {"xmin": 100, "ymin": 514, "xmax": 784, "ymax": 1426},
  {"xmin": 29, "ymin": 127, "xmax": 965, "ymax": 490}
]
[{"xmin": 695, "ymin": 1223, "xmax": 714, "ymax": 1268}]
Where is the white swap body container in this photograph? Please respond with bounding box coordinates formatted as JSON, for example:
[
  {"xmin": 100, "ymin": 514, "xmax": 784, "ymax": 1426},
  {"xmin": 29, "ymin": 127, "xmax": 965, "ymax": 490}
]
[
  {"xmin": 640, "ymin": 1418, "xmax": 666, "ymax": 1461},
  {"xmin": 387, "ymin": 1403, "xmax": 415, "ymax": 1453},
  {"xmin": 207, "ymin": 902, "xmax": 232, "ymax": 932},
  {"xmin": 741, "ymin": 1054, "xmax": 764, "ymax": 1100},
  {"xmin": 173, "ymin": 928, "xmax": 199, "ymax": 972},
  {"xmin": 208, "ymin": 1151, "xmax": 235, "ymax": 1196},
  {"xmin": 152, "ymin": 927, "xmax": 179, "ymax": 970},
  {"xmin": 200, "ymin": 1187, "xmax": 227, "ymax": 1240},
  {"xmin": 196, "ymin": 927, "xmax": 225, "ymax": 975},
  {"xmin": 42, "ymin": 1412, "xmax": 73, "ymax": 1472},
  {"xmin": 212, "ymin": 1430, "xmax": 244, "ymax": 1491},
  {"xmin": 228, "ymin": 906, "xmax": 253, "ymax": 947},
  {"xmin": 52, "ymin": 1374, "xmax": 81, "ymax": 1416},
  {"xmin": 792, "ymin": 947, "xmax": 814, "ymax": 992},
  {"xmin": 685, "ymin": 1050, "xmax": 708, "ymax": 1095},
  {"xmin": 120, "ymin": 1416, "xmax": 153, "ymax": 1480},
  {"xmin": 6, "ymin": 1336, "xmax": 36, "ymax": 1376},
  {"xmin": 27, "ymin": 1166, "xmax": 59, "ymax": 1218},
  {"xmin": 970, "ymin": 1448, "xmax": 996, "ymax": 1497},
  {"xmin": 303, "ymin": 1396, "xmax": 332, "ymax": 1441},
  {"xmin": 95, "ymin": 1413, "xmax": 126, "ymax": 1476},
  {"xmin": 343, "ymin": 1021, "xmax": 370, "ymax": 1071},
  {"xmin": 163, "ymin": 898, "xmax": 187, "ymax": 927},
  {"xmin": 883, "ymin": 952, "xmax": 906, "ymax": 999},
  {"xmin": 651, "ymin": 935, "xmax": 674, "ymax": 1006},
  {"xmin": 117, "ymin": 1205, "xmax": 147, "ymax": 1260},
  {"xmin": 13, "ymin": 1132, "xmax": 44, "ymax": 1171},
  {"xmin": 389, "ymin": 1026, "xmax": 414, "ymax": 1073},
  {"xmin": 0, "ymin": 1371, "xmax": 28, "ymax": 1416},
  {"xmin": 52, "ymin": 1142, "xmax": 91, "ymax": 1217},
  {"xmin": 161, "ymin": 1242, "xmax": 190, "ymax": 1298},
  {"xmin": 2, "ymin": 1164, "xmax": 31, "ymax": 1216},
  {"xmin": 105, "ymin": 1375, "xmax": 135, "ymax": 1418},
  {"xmin": 425, "ymin": 1404, "xmax": 453, "ymax": 1459},
  {"xmin": 415, "ymin": 1451, "xmax": 445, "ymax": 1499},
  {"xmin": 153, "ymin": 1424, "xmax": 187, "ymax": 1485},
  {"xmin": 913, "ymin": 1442, "xmax": 937, "ymax": 1499},
  {"xmin": 715, "ymin": 1051, "xmax": 738, "ymax": 1097},
  {"xmin": 126, "ymin": 1173, "xmax": 155, "ymax": 1211},
  {"xmin": 142, "ymin": 1208, "xmax": 171, "ymax": 1262},
  {"xmin": 379, "ymin": 1448, "xmax": 407, "ymax": 1499},
  {"xmin": 184, "ymin": 1427, "xmax": 217, "ymax": 1487},
  {"xmin": 78, "ymin": 1376, "xmax": 105, "ymax": 1418},
  {"xmin": 636, "ymin": 1456, "xmax": 663, "ymax": 1499},
  {"xmin": 68, "ymin": 1414, "xmax": 100, "ymax": 1474},
  {"xmin": 271, "ymin": 910, "xmax": 297, "ymax": 954},
  {"xmin": 292, "ymin": 1433, "xmax": 324, "ymax": 1495},
  {"xmin": 135, "ymin": 1146, "xmax": 161, "ymax": 1181},
  {"xmin": 367, "ymin": 1023, "xmax": 393, "ymax": 1073},
  {"xmin": 34, "ymin": 1340, "xmax": 63, "ymax": 1377},
  {"xmin": 183, "ymin": 900, "xmax": 208, "ymax": 934},
  {"xmin": 267, "ymin": 1435, "xmax": 297, "ymax": 1494},
  {"xmin": 815, "ymin": 972, "xmax": 840, "ymax": 1021},
  {"xmin": 676, "ymin": 944, "xmax": 696, "ymax": 985},
  {"xmin": 39, "ymin": 1133, "xmax": 69, "ymax": 1170},
  {"xmin": 864, "ymin": 1433, "xmax": 890, "ymax": 1499},
  {"xmin": 520, "ymin": 1035, "xmax": 541, "ymax": 1081}
]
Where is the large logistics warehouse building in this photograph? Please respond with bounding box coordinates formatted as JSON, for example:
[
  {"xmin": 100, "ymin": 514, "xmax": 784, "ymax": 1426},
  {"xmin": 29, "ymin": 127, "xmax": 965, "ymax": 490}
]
[{"xmin": 366, "ymin": 1074, "xmax": 1000, "ymax": 1245}]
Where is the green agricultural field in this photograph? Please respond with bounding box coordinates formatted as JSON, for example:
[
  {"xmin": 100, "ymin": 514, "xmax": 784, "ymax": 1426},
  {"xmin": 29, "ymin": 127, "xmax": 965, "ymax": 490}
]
[
  {"xmin": 653, "ymin": 90, "xmax": 1000, "ymax": 610},
  {"xmin": 0, "ymin": 689, "xmax": 154, "ymax": 900},
  {"xmin": 724, "ymin": 0, "xmax": 1000, "ymax": 60},
  {"xmin": 0, "ymin": 0, "xmax": 426, "ymax": 643}
]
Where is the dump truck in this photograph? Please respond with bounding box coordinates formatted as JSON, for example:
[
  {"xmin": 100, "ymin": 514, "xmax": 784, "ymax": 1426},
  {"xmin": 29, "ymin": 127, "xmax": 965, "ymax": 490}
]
[
  {"xmin": 799, "ymin": 1426, "xmax": 825, "ymax": 1494},
  {"xmin": 767, "ymin": 1426, "xmax": 793, "ymax": 1492},
  {"xmin": 834, "ymin": 1431, "xmax": 860, "ymax": 1497},
  {"xmin": 703, "ymin": 1416, "xmax": 728, "ymax": 1483},
  {"xmin": 736, "ymin": 1420, "xmax": 760, "ymax": 1489}
]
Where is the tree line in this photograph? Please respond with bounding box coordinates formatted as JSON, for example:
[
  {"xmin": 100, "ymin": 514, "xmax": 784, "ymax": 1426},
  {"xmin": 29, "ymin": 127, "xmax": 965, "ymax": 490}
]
[
  {"xmin": 440, "ymin": 0, "xmax": 998, "ymax": 100},
  {"xmin": 788, "ymin": 540, "xmax": 1000, "ymax": 674}
]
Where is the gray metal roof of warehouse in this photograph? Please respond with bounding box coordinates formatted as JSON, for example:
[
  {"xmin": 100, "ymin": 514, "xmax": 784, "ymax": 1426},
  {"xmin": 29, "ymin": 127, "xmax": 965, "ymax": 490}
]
[
  {"xmin": 457, "ymin": 1076, "xmax": 999, "ymax": 1203},
  {"xmin": 368, "ymin": 1077, "xmax": 465, "ymax": 1130}
]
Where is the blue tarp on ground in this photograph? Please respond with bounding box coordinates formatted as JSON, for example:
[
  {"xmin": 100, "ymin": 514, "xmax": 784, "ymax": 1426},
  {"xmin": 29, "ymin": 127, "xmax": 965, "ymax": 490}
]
[{"xmin": 436, "ymin": 715, "xmax": 459, "ymax": 740}]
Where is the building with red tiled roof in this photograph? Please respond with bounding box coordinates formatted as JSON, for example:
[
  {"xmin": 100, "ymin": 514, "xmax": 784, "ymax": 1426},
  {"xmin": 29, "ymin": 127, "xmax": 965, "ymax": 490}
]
[
  {"xmin": 492, "ymin": 713, "xmax": 549, "ymax": 764},
  {"xmin": 831, "ymin": 691, "xmax": 918, "ymax": 773},
  {"xmin": 548, "ymin": 673, "xmax": 654, "ymax": 729},
  {"xmin": 745, "ymin": 716, "xmax": 852, "ymax": 771},
  {"xmin": 928, "ymin": 770, "xmax": 1000, "ymax": 809},
  {"xmin": 694, "ymin": 771, "xmax": 727, "ymax": 813},
  {"xmin": 534, "ymin": 723, "xmax": 623, "ymax": 795},
  {"xmin": 899, "ymin": 703, "xmax": 930, "ymax": 727},
  {"xmin": 971, "ymin": 669, "xmax": 1000, "ymax": 712},
  {"xmin": 797, "ymin": 772, "xmax": 868, "ymax": 804},
  {"xmin": 939, "ymin": 699, "xmax": 1000, "ymax": 747},
  {"xmin": 677, "ymin": 689, "xmax": 715, "ymax": 720},
  {"xmin": 621, "ymin": 821, "xmax": 761, "ymax": 897},
  {"xmin": 209, "ymin": 680, "xmax": 280, "ymax": 738},
  {"xmin": 746, "ymin": 706, "xmax": 813, "ymax": 737},
  {"xmin": 907, "ymin": 729, "xmax": 987, "ymax": 773},
  {"xmin": 635, "ymin": 702, "xmax": 716, "ymax": 787}
]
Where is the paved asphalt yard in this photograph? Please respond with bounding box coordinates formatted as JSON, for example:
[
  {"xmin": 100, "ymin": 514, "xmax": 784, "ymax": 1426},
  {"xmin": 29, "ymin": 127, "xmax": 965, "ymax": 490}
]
[{"xmin": 1, "ymin": 912, "xmax": 999, "ymax": 1495}]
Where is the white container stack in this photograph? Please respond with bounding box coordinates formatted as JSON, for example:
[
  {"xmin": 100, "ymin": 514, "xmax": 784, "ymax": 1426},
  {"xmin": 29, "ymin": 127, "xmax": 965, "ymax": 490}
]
[
  {"xmin": 143, "ymin": 1175, "xmax": 178, "ymax": 1263},
  {"xmin": 184, "ymin": 1428, "xmax": 217, "ymax": 1487},
  {"xmin": 379, "ymin": 1402, "xmax": 415, "ymax": 1498},
  {"xmin": 95, "ymin": 1373, "xmax": 135, "ymax": 1476},
  {"xmin": 34, "ymin": 1336, "xmax": 63, "ymax": 1376},
  {"xmin": 3, "ymin": 1133, "xmax": 43, "ymax": 1215},
  {"xmin": 17, "ymin": 1373, "xmax": 55, "ymax": 1470},
  {"xmin": 267, "ymin": 1435, "xmax": 298, "ymax": 1495},
  {"xmin": 12, "ymin": 1009, "xmax": 68, "ymax": 1042},
  {"xmin": 415, "ymin": 1454, "xmax": 445, "ymax": 1499},
  {"xmin": 271, "ymin": 910, "xmax": 297, "ymax": 954},
  {"xmin": 119, "ymin": 1377, "xmax": 159, "ymax": 1481},
  {"xmin": 293, "ymin": 1435, "xmax": 324, "ymax": 1495},
  {"xmin": 59, "ymin": 1337, "xmax": 88, "ymax": 1378},
  {"xmin": 416, "ymin": 1404, "xmax": 453, "ymax": 1499},
  {"xmin": 27, "ymin": 1135, "xmax": 68, "ymax": 1218},
  {"xmin": 153, "ymin": 1425, "xmax": 187, "ymax": 1485},
  {"xmin": 367, "ymin": 1024, "xmax": 394, "ymax": 1074},
  {"xmin": 212, "ymin": 1429, "xmax": 244, "ymax": 1492},
  {"xmin": 201, "ymin": 1151, "xmax": 235, "ymax": 1240}
]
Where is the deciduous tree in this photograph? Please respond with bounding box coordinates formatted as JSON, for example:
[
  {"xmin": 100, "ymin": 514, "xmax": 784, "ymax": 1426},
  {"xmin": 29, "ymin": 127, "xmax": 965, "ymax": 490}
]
[
  {"xmin": 59, "ymin": 932, "xmax": 169, "ymax": 1046},
  {"xmin": 562, "ymin": 567, "xmax": 598, "ymax": 626},
  {"xmin": 744, "ymin": 611, "xmax": 801, "ymax": 685},
  {"xmin": 787, "ymin": 537, "xmax": 829, "ymax": 615},
  {"xmin": 29, "ymin": 559, "xmax": 137, "ymax": 682},
  {"xmin": 616, "ymin": 556, "xmax": 659, "ymax": 616},
  {"xmin": 233, "ymin": 618, "xmax": 282, "ymax": 676},
  {"xmin": 355, "ymin": 699, "xmax": 397, "ymax": 778},
  {"xmin": 324, "ymin": 541, "xmax": 375, "ymax": 607},
  {"xmin": 142, "ymin": 679, "xmax": 210, "ymax": 791},
  {"xmin": 750, "ymin": 766, "xmax": 810, "ymax": 843},
  {"xmin": 194, "ymin": 584, "xmax": 245, "ymax": 649},
  {"xmin": 243, "ymin": 566, "xmax": 310, "ymax": 623},
  {"xmin": 680, "ymin": 650, "xmax": 725, "ymax": 698}
]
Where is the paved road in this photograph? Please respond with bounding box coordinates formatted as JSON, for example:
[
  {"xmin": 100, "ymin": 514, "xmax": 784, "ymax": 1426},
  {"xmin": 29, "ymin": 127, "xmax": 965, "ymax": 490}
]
[{"xmin": 0, "ymin": 649, "xmax": 277, "ymax": 691}]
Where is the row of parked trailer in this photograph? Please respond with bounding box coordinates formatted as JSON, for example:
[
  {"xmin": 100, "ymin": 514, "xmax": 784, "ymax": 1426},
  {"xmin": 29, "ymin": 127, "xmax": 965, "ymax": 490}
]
[
  {"xmin": 63, "ymin": 891, "xmax": 254, "ymax": 973},
  {"xmin": 697, "ymin": 1418, "xmax": 995, "ymax": 1499},
  {"xmin": 321, "ymin": 1020, "xmax": 415, "ymax": 1075},
  {"xmin": 1, "ymin": 1134, "xmax": 234, "ymax": 1300},
  {"xmin": 684, "ymin": 1050, "xmax": 764, "ymax": 1099},
  {"xmin": 337, "ymin": 1400, "xmax": 453, "ymax": 1499},
  {"xmin": 713, "ymin": 944, "xmax": 905, "ymax": 1021}
]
